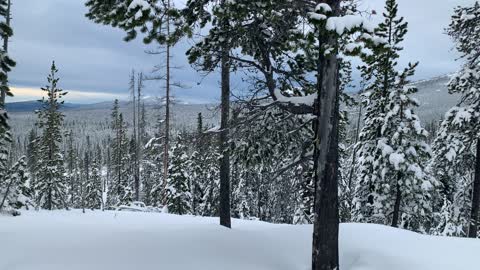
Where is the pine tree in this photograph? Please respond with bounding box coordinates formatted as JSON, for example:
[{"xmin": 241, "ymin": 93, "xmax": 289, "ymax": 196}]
[
  {"xmin": 25, "ymin": 128, "xmax": 39, "ymax": 193},
  {"xmin": 190, "ymin": 117, "xmax": 220, "ymax": 217},
  {"xmin": 0, "ymin": 157, "xmax": 32, "ymax": 214},
  {"xmin": 0, "ymin": 0, "xmax": 15, "ymax": 107},
  {"xmin": 110, "ymin": 106, "xmax": 131, "ymax": 206},
  {"xmin": 183, "ymin": 0, "xmax": 234, "ymax": 228},
  {"xmin": 433, "ymin": 2, "xmax": 480, "ymax": 238},
  {"xmin": 353, "ymin": 0, "xmax": 436, "ymax": 231},
  {"xmin": 65, "ymin": 130, "xmax": 80, "ymax": 206},
  {"xmin": 84, "ymin": 145, "xmax": 103, "ymax": 210},
  {"xmin": 33, "ymin": 61, "xmax": 68, "ymax": 210},
  {"xmin": 165, "ymin": 138, "xmax": 192, "ymax": 215}
]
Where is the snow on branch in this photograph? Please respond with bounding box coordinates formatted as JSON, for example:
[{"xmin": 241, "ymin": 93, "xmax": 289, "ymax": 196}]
[
  {"xmin": 128, "ymin": 0, "xmax": 151, "ymax": 11},
  {"xmin": 274, "ymin": 88, "xmax": 316, "ymax": 107},
  {"xmin": 326, "ymin": 15, "xmax": 374, "ymax": 35}
]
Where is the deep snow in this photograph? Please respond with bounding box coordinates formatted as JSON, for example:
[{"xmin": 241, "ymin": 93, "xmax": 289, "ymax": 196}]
[{"xmin": 0, "ymin": 210, "xmax": 479, "ymax": 270}]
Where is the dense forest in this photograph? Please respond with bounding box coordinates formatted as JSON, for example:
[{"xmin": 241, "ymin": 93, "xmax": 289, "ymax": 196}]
[{"xmin": 1, "ymin": 0, "xmax": 480, "ymax": 270}]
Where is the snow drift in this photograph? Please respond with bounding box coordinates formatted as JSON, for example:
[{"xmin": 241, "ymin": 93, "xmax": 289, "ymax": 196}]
[{"xmin": 0, "ymin": 210, "xmax": 478, "ymax": 270}]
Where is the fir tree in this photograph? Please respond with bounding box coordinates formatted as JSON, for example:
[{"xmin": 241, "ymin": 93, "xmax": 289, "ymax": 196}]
[
  {"xmin": 353, "ymin": 0, "xmax": 436, "ymax": 231},
  {"xmin": 433, "ymin": 2, "xmax": 480, "ymax": 238},
  {"xmin": 110, "ymin": 108, "xmax": 131, "ymax": 206},
  {"xmin": 84, "ymin": 145, "xmax": 103, "ymax": 210},
  {"xmin": 33, "ymin": 61, "xmax": 68, "ymax": 210},
  {"xmin": 165, "ymin": 138, "xmax": 192, "ymax": 215},
  {"xmin": 0, "ymin": 0, "xmax": 15, "ymax": 107},
  {"xmin": 0, "ymin": 157, "xmax": 32, "ymax": 214}
]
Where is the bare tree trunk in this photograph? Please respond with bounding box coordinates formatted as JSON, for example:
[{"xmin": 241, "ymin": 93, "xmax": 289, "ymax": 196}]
[
  {"xmin": 131, "ymin": 72, "xmax": 140, "ymax": 202},
  {"xmin": 468, "ymin": 138, "xmax": 480, "ymax": 238},
  {"xmin": 219, "ymin": 34, "xmax": 231, "ymax": 229},
  {"xmin": 136, "ymin": 73, "xmax": 143, "ymax": 202},
  {"xmin": 162, "ymin": 0, "xmax": 171, "ymax": 204},
  {"xmin": 312, "ymin": 1, "xmax": 340, "ymax": 269}
]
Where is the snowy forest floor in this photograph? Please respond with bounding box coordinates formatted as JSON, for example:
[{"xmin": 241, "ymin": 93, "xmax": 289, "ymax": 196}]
[{"xmin": 1, "ymin": 210, "xmax": 479, "ymax": 270}]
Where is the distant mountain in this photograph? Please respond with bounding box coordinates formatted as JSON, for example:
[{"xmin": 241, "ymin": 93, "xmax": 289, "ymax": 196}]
[
  {"xmin": 5, "ymin": 101, "xmax": 84, "ymax": 112},
  {"xmin": 7, "ymin": 74, "xmax": 459, "ymax": 126},
  {"xmin": 410, "ymin": 74, "xmax": 458, "ymax": 122}
]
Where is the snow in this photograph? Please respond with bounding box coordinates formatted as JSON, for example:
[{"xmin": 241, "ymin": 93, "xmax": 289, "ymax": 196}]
[
  {"xmin": 274, "ymin": 88, "xmax": 316, "ymax": 106},
  {"xmin": 389, "ymin": 152, "xmax": 405, "ymax": 169},
  {"xmin": 326, "ymin": 15, "xmax": 374, "ymax": 35},
  {"xmin": 128, "ymin": 0, "xmax": 150, "ymax": 12},
  {"xmin": 308, "ymin": 12, "xmax": 327, "ymax": 21},
  {"xmin": 315, "ymin": 3, "xmax": 332, "ymax": 13},
  {"xmin": 1, "ymin": 210, "xmax": 479, "ymax": 270}
]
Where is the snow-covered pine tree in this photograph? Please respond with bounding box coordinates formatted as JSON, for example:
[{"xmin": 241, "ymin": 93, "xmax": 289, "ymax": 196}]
[
  {"xmin": 0, "ymin": 156, "xmax": 32, "ymax": 214},
  {"xmin": 85, "ymin": 0, "xmax": 186, "ymax": 210},
  {"xmin": 353, "ymin": 0, "xmax": 436, "ymax": 231},
  {"xmin": 25, "ymin": 128, "xmax": 38, "ymax": 190},
  {"xmin": 183, "ymin": 0, "xmax": 234, "ymax": 228},
  {"xmin": 33, "ymin": 61, "xmax": 68, "ymax": 210},
  {"xmin": 84, "ymin": 145, "xmax": 103, "ymax": 210},
  {"xmin": 111, "ymin": 110, "xmax": 132, "ymax": 207},
  {"xmin": 164, "ymin": 137, "xmax": 192, "ymax": 215},
  {"xmin": 65, "ymin": 130, "xmax": 80, "ymax": 207},
  {"xmin": 190, "ymin": 113, "xmax": 206, "ymax": 215},
  {"xmin": 432, "ymin": 2, "xmax": 480, "ymax": 238},
  {"xmin": 0, "ymin": 0, "xmax": 15, "ymax": 106}
]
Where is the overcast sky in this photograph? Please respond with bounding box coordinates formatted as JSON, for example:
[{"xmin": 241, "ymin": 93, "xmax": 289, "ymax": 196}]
[{"xmin": 7, "ymin": 0, "xmax": 477, "ymax": 104}]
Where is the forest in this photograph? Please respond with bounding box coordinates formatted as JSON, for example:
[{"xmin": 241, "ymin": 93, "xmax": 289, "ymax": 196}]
[{"xmin": 1, "ymin": 0, "xmax": 480, "ymax": 270}]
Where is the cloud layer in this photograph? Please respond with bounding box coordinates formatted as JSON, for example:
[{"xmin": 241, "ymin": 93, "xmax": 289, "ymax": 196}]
[{"xmin": 7, "ymin": 0, "xmax": 477, "ymax": 104}]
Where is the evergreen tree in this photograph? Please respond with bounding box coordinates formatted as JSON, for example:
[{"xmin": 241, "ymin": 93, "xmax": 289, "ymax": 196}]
[
  {"xmin": 353, "ymin": 0, "xmax": 436, "ymax": 231},
  {"xmin": 33, "ymin": 61, "xmax": 68, "ymax": 210},
  {"xmin": 0, "ymin": 157, "xmax": 32, "ymax": 214},
  {"xmin": 0, "ymin": 0, "xmax": 15, "ymax": 107},
  {"xmin": 65, "ymin": 130, "xmax": 80, "ymax": 207},
  {"xmin": 110, "ymin": 107, "xmax": 131, "ymax": 206},
  {"xmin": 165, "ymin": 138, "xmax": 192, "ymax": 215},
  {"xmin": 84, "ymin": 145, "xmax": 103, "ymax": 210},
  {"xmin": 432, "ymin": 2, "xmax": 480, "ymax": 238},
  {"xmin": 26, "ymin": 128, "xmax": 38, "ymax": 175}
]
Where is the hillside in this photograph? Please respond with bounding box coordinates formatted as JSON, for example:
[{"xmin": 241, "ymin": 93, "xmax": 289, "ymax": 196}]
[{"xmin": 0, "ymin": 210, "xmax": 478, "ymax": 270}]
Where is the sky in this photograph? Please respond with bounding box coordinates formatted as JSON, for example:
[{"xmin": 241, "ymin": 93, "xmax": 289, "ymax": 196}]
[{"xmin": 6, "ymin": 0, "xmax": 477, "ymax": 104}]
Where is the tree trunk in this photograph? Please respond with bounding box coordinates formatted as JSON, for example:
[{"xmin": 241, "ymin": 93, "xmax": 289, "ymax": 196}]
[
  {"xmin": 312, "ymin": 1, "xmax": 340, "ymax": 269},
  {"xmin": 468, "ymin": 138, "xmax": 480, "ymax": 238},
  {"xmin": 219, "ymin": 35, "xmax": 231, "ymax": 229},
  {"xmin": 312, "ymin": 98, "xmax": 340, "ymax": 270},
  {"xmin": 162, "ymin": 0, "xmax": 171, "ymax": 204},
  {"xmin": 391, "ymin": 173, "xmax": 402, "ymax": 228},
  {"xmin": 136, "ymin": 73, "xmax": 143, "ymax": 202},
  {"xmin": 0, "ymin": 174, "xmax": 15, "ymax": 211}
]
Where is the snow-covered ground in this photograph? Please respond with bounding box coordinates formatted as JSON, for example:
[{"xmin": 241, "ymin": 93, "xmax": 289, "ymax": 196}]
[{"xmin": 1, "ymin": 210, "xmax": 479, "ymax": 270}]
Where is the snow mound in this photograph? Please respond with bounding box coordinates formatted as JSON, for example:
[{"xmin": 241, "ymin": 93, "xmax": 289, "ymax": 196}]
[{"xmin": 0, "ymin": 210, "xmax": 478, "ymax": 270}]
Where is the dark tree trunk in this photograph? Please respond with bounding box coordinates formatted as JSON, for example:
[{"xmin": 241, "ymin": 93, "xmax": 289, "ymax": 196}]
[
  {"xmin": 391, "ymin": 173, "xmax": 402, "ymax": 228},
  {"xmin": 312, "ymin": 99, "xmax": 340, "ymax": 270},
  {"xmin": 47, "ymin": 184, "xmax": 52, "ymax": 211},
  {"xmin": 312, "ymin": 1, "xmax": 340, "ymax": 269},
  {"xmin": 219, "ymin": 37, "xmax": 231, "ymax": 229},
  {"xmin": 468, "ymin": 138, "xmax": 480, "ymax": 238}
]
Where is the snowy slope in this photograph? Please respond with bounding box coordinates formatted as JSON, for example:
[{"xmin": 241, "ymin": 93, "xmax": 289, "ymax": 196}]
[{"xmin": 1, "ymin": 210, "xmax": 479, "ymax": 270}]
